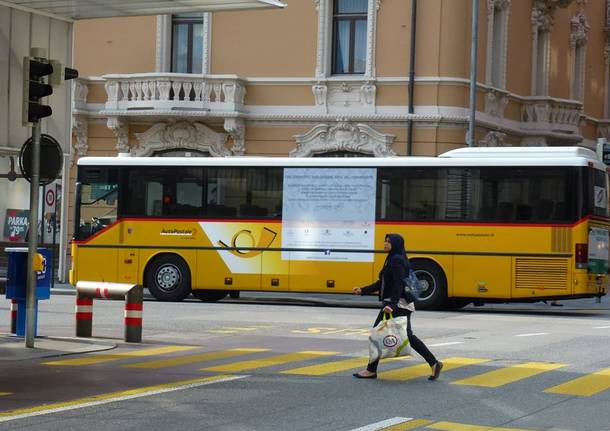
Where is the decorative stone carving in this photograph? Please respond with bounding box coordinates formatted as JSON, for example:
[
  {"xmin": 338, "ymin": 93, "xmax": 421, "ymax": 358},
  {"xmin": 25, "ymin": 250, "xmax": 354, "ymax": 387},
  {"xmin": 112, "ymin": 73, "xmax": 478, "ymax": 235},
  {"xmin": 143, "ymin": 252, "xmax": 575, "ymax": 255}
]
[
  {"xmin": 107, "ymin": 117, "xmax": 129, "ymax": 153},
  {"xmin": 487, "ymin": 0, "xmax": 510, "ymax": 12},
  {"xmin": 326, "ymin": 81, "xmax": 377, "ymax": 109},
  {"xmin": 570, "ymin": 11, "xmax": 589, "ymax": 48},
  {"xmin": 133, "ymin": 121, "xmax": 230, "ymax": 157},
  {"xmin": 485, "ymin": 89, "xmax": 509, "ymax": 117},
  {"xmin": 312, "ymin": 82, "xmax": 328, "ymax": 106},
  {"xmin": 71, "ymin": 116, "xmax": 89, "ymax": 164},
  {"xmin": 291, "ymin": 121, "xmax": 395, "ymax": 157},
  {"xmin": 224, "ymin": 118, "xmax": 246, "ymax": 156},
  {"xmin": 73, "ymin": 79, "xmax": 89, "ymax": 107},
  {"xmin": 360, "ymin": 81, "xmax": 376, "ymax": 105},
  {"xmin": 532, "ymin": 0, "xmax": 574, "ymax": 32},
  {"xmin": 478, "ymin": 131, "xmax": 508, "ymax": 147}
]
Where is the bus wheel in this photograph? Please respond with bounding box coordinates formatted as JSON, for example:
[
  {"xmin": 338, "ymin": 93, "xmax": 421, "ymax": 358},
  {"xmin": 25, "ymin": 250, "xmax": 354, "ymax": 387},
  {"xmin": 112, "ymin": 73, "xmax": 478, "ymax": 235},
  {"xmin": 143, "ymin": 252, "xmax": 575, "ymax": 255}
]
[
  {"xmin": 411, "ymin": 260, "xmax": 447, "ymax": 310},
  {"xmin": 145, "ymin": 254, "xmax": 191, "ymax": 302},
  {"xmin": 192, "ymin": 290, "xmax": 228, "ymax": 302}
]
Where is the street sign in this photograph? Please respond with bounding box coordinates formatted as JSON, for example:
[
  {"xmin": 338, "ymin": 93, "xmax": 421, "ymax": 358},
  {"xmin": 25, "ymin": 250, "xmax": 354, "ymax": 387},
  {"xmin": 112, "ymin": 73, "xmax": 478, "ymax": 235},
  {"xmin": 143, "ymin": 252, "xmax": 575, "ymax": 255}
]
[{"xmin": 19, "ymin": 134, "xmax": 63, "ymax": 186}]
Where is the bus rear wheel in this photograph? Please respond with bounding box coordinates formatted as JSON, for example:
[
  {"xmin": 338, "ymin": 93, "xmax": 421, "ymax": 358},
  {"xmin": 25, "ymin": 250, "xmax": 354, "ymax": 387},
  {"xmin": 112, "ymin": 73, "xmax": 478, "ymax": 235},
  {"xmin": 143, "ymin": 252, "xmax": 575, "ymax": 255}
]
[
  {"xmin": 192, "ymin": 290, "xmax": 228, "ymax": 302},
  {"xmin": 410, "ymin": 260, "xmax": 447, "ymax": 310},
  {"xmin": 145, "ymin": 254, "xmax": 191, "ymax": 302}
]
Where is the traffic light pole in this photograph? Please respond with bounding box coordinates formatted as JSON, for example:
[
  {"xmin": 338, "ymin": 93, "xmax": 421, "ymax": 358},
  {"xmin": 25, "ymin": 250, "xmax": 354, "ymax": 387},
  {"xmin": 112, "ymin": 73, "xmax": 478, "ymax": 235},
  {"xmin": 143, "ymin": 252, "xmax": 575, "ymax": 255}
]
[{"xmin": 25, "ymin": 120, "xmax": 41, "ymax": 348}]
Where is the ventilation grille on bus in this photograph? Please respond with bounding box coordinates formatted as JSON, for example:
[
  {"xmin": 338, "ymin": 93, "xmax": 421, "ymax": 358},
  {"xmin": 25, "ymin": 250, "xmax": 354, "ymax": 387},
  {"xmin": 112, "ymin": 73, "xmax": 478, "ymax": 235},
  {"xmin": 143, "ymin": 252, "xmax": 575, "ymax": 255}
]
[
  {"xmin": 515, "ymin": 258, "xmax": 569, "ymax": 290},
  {"xmin": 551, "ymin": 227, "xmax": 571, "ymax": 253}
]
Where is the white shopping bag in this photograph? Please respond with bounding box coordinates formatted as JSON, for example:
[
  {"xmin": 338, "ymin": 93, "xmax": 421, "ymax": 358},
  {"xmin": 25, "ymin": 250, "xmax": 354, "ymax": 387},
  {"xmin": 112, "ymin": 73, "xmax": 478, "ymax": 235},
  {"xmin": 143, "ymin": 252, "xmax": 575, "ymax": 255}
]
[{"xmin": 368, "ymin": 314, "xmax": 411, "ymax": 363}]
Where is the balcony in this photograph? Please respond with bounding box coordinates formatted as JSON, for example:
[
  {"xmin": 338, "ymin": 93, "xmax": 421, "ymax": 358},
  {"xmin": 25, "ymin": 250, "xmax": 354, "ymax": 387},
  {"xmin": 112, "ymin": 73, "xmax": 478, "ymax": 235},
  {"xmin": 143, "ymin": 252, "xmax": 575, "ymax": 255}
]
[
  {"xmin": 520, "ymin": 96, "xmax": 582, "ymax": 135},
  {"xmin": 102, "ymin": 73, "xmax": 246, "ymax": 116}
]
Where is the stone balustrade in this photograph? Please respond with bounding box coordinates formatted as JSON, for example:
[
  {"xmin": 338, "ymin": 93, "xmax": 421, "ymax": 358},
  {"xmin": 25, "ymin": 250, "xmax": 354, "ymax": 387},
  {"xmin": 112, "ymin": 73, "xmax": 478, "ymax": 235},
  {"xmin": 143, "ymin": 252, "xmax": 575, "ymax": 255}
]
[
  {"xmin": 521, "ymin": 96, "xmax": 582, "ymax": 127},
  {"xmin": 102, "ymin": 73, "xmax": 246, "ymax": 114}
]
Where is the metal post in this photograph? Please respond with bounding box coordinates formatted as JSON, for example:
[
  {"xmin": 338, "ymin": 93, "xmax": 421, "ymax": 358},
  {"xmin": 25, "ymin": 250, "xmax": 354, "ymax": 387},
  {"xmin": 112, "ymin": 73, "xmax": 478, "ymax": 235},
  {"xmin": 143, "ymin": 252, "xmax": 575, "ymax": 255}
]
[
  {"xmin": 468, "ymin": 0, "xmax": 479, "ymax": 147},
  {"xmin": 25, "ymin": 121, "xmax": 41, "ymax": 348},
  {"xmin": 407, "ymin": 0, "xmax": 418, "ymax": 156}
]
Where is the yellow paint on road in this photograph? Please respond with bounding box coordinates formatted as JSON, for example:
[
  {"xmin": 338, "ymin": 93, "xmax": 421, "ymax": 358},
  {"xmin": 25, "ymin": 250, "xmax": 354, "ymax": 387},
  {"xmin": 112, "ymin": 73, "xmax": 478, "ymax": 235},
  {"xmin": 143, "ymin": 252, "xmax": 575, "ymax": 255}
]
[
  {"xmin": 379, "ymin": 357, "xmax": 490, "ymax": 381},
  {"xmin": 381, "ymin": 419, "xmax": 432, "ymax": 430},
  {"xmin": 42, "ymin": 345, "xmax": 198, "ymax": 366},
  {"xmin": 202, "ymin": 350, "xmax": 338, "ymax": 373},
  {"xmin": 123, "ymin": 348, "xmax": 269, "ymax": 369},
  {"xmin": 544, "ymin": 367, "xmax": 610, "ymax": 396},
  {"xmin": 281, "ymin": 356, "xmax": 410, "ymax": 376},
  {"xmin": 452, "ymin": 362, "xmax": 566, "ymax": 388},
  {"xmin": 427, "ymin": 420, "xmax": 534, "ymax": 431},
  {"xmin": 0, "ymin": 392, "xmax": 12, "ymax": 396}
]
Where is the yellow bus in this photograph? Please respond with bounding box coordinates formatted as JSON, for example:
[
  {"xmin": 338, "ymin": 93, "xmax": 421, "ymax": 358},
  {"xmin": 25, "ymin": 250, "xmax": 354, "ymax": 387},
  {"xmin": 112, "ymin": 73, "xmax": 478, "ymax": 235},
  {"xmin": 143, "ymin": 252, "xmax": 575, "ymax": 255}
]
[{"xmin": 70, "ymin": 147, "xmax": 609, "ymax": 309}]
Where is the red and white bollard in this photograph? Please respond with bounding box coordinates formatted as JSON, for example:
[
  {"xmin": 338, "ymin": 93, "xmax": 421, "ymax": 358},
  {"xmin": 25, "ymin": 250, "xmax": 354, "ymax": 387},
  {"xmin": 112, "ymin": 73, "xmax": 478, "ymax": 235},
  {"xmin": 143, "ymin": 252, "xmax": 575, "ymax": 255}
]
[
  {"xmin": 75, "ymin": 296, "xmax": 93, "ymax": 337},
  {"xmin": 124, "ymin": 288, "xmax": 143, "ymax": 343},
  {"xmin": 10, "ymin": 299, "xmax": 18, "ymax": 335},
  {"xmin": 75, "ymin": 282, "xmax": 143, "ymax": 343}
]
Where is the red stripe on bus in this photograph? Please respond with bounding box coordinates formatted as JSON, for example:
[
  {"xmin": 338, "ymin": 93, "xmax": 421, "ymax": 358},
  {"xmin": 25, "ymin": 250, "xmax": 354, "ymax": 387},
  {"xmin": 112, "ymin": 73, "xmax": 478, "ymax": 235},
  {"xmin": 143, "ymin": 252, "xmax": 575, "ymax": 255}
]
[
  {"xmin": 76, "ymin": 312, "xmax": 93, "ymax": 320},
  {"xmin": 124, "ymin": 317, "xmax": 142, "ymax": 326},
  {"xmin": 124, "ymin": 303, "xmax": 143, "ymax": 311}
]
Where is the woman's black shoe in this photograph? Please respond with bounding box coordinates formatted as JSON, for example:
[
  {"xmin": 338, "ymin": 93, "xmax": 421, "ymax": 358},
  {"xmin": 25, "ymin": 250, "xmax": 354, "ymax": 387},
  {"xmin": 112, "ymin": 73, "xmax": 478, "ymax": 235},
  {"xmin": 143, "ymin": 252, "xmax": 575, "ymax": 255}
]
[
  {"xmin": 353, "ymin": 372, "xmax": 377, "ymax": 379},
  {"xmin": 428, "ymin": 361, "xmax": 443, "ymax": 381}
]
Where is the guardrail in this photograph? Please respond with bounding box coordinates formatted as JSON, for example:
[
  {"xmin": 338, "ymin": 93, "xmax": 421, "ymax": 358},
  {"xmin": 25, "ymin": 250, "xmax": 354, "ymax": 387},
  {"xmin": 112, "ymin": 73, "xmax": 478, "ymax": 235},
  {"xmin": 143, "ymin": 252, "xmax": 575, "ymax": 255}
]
[{"xmin": 75, "ymin": 281, "xmax": 143, "ymax": 343}]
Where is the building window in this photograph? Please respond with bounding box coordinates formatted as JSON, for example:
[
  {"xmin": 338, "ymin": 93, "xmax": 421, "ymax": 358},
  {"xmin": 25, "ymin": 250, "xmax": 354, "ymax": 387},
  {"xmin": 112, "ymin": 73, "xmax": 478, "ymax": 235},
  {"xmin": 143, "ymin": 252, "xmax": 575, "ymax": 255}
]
[
  {"xmin": 312, "ymin": 151, "xmax": 368, "ymax": 157},
  {"xmin": 486, "ymin": 1, "xmax": 509, "ymax": 89},
  {"xmin": 534, "ymin": 29, "xmax": 549, "ymax": 96},
  {"xmin": 332, "ymin": 0, "xmax": 368, "ymax": 75},
  {"xmin": 171, "ymin": 13, "xmax": 203, "ymax": 74}
]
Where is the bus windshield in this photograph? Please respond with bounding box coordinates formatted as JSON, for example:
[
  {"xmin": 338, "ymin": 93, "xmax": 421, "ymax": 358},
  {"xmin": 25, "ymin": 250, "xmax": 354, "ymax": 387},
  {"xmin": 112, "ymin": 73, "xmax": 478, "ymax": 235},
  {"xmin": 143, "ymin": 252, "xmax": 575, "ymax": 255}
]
[{"xmin": 75, "ymin": 167, "xmax": 118, "ymax": 240}]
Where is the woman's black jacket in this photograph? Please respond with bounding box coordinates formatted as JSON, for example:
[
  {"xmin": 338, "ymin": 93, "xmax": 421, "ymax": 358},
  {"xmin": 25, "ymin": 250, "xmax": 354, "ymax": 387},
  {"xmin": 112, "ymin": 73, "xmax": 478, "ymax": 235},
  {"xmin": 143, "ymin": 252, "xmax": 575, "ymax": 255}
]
[{"xmin": 361, "ymin": 254, "xmax": 409, "ymax": 310}]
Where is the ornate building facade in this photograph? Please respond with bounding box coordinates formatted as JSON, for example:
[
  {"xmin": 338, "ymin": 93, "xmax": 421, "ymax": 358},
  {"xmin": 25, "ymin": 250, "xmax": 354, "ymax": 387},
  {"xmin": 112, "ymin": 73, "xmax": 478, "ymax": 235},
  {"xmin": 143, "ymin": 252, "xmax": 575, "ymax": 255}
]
[{"xmin": 70, "ymin": 0, "xmax": 610, "ymax": 223}]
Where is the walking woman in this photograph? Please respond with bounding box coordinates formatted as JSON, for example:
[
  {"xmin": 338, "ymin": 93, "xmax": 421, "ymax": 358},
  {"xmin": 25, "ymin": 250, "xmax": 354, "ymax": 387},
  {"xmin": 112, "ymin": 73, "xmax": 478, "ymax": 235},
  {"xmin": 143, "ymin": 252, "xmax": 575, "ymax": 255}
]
[{"xmin": 352, "ymin": 233, "xmax": 443, "ymax": 380}]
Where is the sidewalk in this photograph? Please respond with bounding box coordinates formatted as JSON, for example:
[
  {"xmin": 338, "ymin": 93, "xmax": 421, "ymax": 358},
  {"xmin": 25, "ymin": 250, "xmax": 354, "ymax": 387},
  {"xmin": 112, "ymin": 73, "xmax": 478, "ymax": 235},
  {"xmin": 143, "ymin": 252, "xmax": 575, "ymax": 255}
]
[{"xmin": 0, "ymin": 334, "xmax": 116, "ymax": 361}]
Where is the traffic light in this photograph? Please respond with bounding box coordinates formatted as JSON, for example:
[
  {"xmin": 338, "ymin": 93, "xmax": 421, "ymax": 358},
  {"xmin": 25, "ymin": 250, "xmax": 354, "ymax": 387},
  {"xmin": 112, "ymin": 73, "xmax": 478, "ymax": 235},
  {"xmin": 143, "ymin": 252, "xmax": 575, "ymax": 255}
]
[
  {"xmin": 22, "ymin": 53, "xmax": 79, "ymax": 126},
  {"xmin": 22, "ymin": 56, "xmax": 54, "ymax": 125}
]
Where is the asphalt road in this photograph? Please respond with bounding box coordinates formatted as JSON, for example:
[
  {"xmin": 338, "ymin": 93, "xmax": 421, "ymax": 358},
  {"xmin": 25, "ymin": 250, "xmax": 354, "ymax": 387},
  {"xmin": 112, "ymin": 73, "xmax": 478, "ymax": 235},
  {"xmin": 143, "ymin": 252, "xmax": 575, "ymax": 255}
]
[{"xmin": 1, "ymin": 291, "xmax": 609, "ymax": 431}]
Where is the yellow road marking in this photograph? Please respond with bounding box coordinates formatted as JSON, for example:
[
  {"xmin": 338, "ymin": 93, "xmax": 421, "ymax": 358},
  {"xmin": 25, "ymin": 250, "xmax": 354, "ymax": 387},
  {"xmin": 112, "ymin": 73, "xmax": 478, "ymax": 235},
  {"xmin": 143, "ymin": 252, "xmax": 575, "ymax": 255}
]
[
  {"xmin": 122, "ymin": 348, "xmax": 269, "ymax": 369},
  {"xmin": 42, "ymin": 346, "xmax": 198, "ymax": 366},
  {"xmin": 544, "ymin": 367, "xmax": 610, "ymax": 396},
  {"xmin": 201, "ymin": 350, "xmax": 338, "ymax": 373},
  {"xmin": 382, "ymin": 419, "xmax": 432, "ymax": 430},
  {"xmin": 281, "ymin": 356, "xmax": 410, "ymax": 376},
  {"xmin": 379, "ymin": 357, "xmax": 490, "ymax": 381},
  {"xmin": 0, "ymin": 375, "xmax": 242, "ymax": 421},
  {"xmin": 427, "ymin": 420, "xmax": 533, "ymax": 431},
  {"xmin": 452, "ymin": 362, "xmax": 566, "ymax": 388},
  {"xmin": 0, "ymin": 392, "xmax": 12, "ymax": 396}
]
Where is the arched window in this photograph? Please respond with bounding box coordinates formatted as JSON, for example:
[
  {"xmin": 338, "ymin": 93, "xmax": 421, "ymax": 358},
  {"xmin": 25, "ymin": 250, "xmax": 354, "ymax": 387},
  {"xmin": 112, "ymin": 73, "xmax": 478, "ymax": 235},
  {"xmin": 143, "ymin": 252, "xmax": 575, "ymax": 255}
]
[{"xmin": 153, "ymin": 149, "xmax": 209, "ymax": 157}]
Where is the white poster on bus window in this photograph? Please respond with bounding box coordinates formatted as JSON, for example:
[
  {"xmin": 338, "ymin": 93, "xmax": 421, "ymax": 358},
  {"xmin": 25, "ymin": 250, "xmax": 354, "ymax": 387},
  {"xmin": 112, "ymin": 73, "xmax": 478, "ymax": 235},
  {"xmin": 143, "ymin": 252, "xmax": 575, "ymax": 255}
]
[
  {"xmin": 281, "ymin": 168, "xmax": 376, "ymax": 262},
  {"xmin": 594, "ymin": 186, "xmax": 607, "ymax": 209}
]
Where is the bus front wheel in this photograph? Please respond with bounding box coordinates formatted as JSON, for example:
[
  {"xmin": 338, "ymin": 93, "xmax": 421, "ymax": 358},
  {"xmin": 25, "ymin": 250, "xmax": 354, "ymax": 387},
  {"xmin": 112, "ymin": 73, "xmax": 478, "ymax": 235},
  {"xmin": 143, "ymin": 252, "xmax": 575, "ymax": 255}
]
[
  {"xmin": 411, "ymin": 259, "xmax": 447, "ymax": 310},
  {"xmin": 192, "ymin": 290, "xmax": 228, "ymax": 302},
  {"xmin": 145, "ymin": 254, "xmax": 191, "ymax": 302}
]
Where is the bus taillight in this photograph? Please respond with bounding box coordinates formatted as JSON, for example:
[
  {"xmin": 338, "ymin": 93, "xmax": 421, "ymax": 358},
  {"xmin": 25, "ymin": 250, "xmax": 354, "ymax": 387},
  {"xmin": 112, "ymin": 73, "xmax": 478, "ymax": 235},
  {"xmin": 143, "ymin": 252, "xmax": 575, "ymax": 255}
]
[{"xmin": 575, "ymin": 243, "xmax": 588, "ymax": 269}]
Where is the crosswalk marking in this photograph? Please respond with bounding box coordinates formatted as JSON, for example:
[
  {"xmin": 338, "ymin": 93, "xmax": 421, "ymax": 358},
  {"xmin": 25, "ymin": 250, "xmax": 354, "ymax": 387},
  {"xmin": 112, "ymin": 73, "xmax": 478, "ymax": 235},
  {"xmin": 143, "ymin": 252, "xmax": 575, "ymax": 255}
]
[
  {"xmin": 427, "ymin": 420, "xmax": 533, "ymax": 431},
  {"xmin": 378, "ymin": 357, "xmax": 490, "ymax": 381},
  {"xmin": 42, "ymin": 346, "xmax": 198, "ymax": 366},
  {"xmin": 122, "ymin": 348, "xmax": 269, "ymax": 369},
  {"xmin": 201, "ymin": 350, "xmax": 338, "ymax": 373},
  {"xmin": 281, "ymin": 356, "xmax": 411, "ymax": 376},
  {"xmin": 452, "ymin": 362, "xmax": 566, "ymax": 388},
  {"xmin": 544, "ymin": 367, "xmax": 610, "ymax": 396}
]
